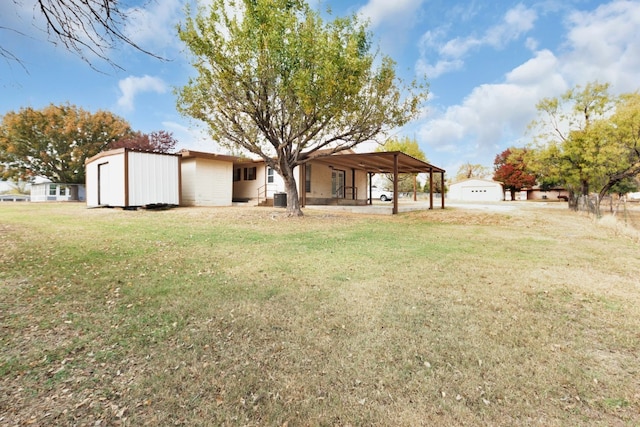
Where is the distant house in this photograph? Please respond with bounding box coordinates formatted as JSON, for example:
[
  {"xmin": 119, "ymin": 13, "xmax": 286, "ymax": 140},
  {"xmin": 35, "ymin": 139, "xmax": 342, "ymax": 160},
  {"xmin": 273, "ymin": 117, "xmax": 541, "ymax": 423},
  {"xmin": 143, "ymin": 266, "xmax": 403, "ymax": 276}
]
[
  {"xmin": 85, "ymin": 148, "xmax": 181, "ymax": 208},
  {"xmin": 30, "ymin": 182, "xmax": 85, "ymax": 202},
  {"xmin": 448, "ymin": 179, "xmax": 504, "ymax": 202},
  {"xmin": 524, "ymin": 186, "xmax": 570, "ymax": 201}
]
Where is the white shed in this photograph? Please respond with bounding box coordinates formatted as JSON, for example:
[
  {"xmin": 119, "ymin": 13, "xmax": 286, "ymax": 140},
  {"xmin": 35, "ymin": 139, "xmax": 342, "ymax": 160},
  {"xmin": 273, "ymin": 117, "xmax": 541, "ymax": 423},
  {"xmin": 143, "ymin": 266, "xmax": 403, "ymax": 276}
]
[
  {"xmin": 180, "ymin": 150, "xmax": 238, "ymax": 207},
  {"xmin": 85, "ymin": 148, "xmax": 180, "ymax": 208},
  {"xmin": 448, "ymin": 179, "xmax": 504, "ymax": 202}
]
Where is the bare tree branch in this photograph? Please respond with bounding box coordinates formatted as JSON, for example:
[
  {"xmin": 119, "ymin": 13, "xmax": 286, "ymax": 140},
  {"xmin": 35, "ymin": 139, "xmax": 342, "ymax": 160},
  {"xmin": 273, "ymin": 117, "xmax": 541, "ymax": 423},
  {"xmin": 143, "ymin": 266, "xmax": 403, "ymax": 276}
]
[{"xmin": 2, "ymin": 0, "xmax": 167, "ymax": 71}]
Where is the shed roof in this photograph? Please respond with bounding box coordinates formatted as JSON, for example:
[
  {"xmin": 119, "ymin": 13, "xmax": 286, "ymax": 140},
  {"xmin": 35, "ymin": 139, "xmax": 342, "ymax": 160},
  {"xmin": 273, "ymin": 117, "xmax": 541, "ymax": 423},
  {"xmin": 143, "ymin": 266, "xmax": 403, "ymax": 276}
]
[{"xmin": 85, "ymin": 147, "xmax": 181, "ymax": 165}]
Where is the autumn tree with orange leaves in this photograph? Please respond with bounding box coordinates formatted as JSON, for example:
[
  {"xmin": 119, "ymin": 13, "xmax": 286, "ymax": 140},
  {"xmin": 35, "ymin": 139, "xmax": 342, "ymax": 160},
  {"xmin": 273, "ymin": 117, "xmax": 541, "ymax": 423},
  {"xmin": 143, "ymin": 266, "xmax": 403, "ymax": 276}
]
[{"xmin": 0, "ymin": 104, "xmax": 131, "ymax": 183}]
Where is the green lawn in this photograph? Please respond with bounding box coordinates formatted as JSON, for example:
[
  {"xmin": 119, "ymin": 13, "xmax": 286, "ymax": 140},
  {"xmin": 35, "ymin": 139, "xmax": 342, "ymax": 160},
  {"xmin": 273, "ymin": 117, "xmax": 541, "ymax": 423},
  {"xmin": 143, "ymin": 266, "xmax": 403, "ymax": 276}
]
[{"xmin": 1, "ymin": 203, "xmax": 639, "ymax": 426}]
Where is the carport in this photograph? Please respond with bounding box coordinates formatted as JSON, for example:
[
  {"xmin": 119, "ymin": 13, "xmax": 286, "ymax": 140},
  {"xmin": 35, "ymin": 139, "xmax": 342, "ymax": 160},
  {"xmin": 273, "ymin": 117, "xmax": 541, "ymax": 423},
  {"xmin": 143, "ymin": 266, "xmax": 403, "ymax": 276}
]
[{"xmin": 300, "ymin": 151, "xmax": 446, "ymax": 214}]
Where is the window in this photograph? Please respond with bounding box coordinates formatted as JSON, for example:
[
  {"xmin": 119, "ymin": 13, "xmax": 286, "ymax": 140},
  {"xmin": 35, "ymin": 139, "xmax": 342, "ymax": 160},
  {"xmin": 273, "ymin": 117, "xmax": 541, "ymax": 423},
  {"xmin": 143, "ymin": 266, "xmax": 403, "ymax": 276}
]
[
  {"xmin": 305, "ymin": 164, "xmax": 312, "ymax": 193},
  {"xmin": 233, "ymin": 168, "xmax": 241, "ymax": 182},
  {"xmin": 59, "ymin": 186, "xmax": 66, "ymax": 196},
  {"xmin": 244, "ymin": 166, "xmax": 256, "ymax": 181},
  {"xmin": 49, "ymin": 185, "xmax": 56, "ymax": 196},
  {"xmin": 267, "ymin": 167, "xmax": 274, "ymax": 183}
]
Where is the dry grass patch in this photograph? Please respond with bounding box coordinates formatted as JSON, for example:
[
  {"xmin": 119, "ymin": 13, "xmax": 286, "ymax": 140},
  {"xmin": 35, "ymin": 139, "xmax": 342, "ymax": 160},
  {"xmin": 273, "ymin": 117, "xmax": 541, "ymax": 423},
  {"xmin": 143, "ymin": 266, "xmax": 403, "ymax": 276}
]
[{"xmin": 1, "ymin": 202, "xmax": 639, "ymax": 426}]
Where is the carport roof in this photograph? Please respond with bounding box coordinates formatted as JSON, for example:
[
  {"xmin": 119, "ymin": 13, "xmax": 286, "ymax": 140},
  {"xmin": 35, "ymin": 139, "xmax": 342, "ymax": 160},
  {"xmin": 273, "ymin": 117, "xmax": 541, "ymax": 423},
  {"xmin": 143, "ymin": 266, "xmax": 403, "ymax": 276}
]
[{"xmin": 309, "ymin": 151, "xmax": 445, "ymax": 174}]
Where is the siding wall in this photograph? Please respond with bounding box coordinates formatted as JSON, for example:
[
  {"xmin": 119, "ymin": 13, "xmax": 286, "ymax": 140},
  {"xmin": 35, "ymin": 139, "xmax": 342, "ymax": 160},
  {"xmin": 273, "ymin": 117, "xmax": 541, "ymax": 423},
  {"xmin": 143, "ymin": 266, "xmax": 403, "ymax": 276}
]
[
  {"xmin": 306, "ymin": 163, "xmax": 368, "ymax": 201},
  {"xmin": 85, "ymin": 152, "xmax": 126, "ymax": 207},
  {"xmin": 232, "ymin": 164, "xmax": 270, "ymax": 200},
  {"xmin": 180, "ymin": 160, "xmax": 197, "ymax": 206},
  {"xmin": 182, "ymin": 158, "xmax": 233, "ymax": 206},
  {"xmin": 86, "ymin": 150, "xmax": 179, "ymax": 207}
]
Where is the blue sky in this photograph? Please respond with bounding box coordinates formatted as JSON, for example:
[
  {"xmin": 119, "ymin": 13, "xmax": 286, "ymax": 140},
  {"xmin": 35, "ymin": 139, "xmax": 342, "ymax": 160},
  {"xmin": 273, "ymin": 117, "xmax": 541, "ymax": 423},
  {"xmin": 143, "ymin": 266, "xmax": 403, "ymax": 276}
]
[{"xmin": 1, "ymin": 0, "xmax": 640, "ymax": 182}]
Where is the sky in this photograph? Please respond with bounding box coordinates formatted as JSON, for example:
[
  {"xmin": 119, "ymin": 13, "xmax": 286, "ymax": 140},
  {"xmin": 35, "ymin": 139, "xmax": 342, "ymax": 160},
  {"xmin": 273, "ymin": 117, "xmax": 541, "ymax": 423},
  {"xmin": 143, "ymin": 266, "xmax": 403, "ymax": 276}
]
[{"xmin": 1, "ymin": 0, "xmax": 640, "ymax": 182}]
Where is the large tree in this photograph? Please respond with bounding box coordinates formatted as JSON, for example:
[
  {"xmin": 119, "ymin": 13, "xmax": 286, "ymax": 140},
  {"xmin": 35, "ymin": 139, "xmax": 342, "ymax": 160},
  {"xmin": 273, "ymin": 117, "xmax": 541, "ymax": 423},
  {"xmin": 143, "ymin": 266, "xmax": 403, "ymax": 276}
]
[
  {"xmin": 176, "ymin": 0, "xmax": 427, "ymax": 216},
  {"xmin": 454, "ymin": 162, "xmax": 490, "ymax": 181},
  {"xmin": 528, "ymin": 82, "xmax": 613, "ymax": 206},
  {"xmin": 493, "ymin": 147, "xmax": 537, "ymax": 201},
  {"xmin": 0, "ymin": 104, "xmax": 131, "ymax": 183},
  {"xmin": 2, "ymin": 0, "xmax": 163, "ymax": 70},
  {"xmin": 528, "ymin": 82, "xmax": 640, "ymax": 213}
]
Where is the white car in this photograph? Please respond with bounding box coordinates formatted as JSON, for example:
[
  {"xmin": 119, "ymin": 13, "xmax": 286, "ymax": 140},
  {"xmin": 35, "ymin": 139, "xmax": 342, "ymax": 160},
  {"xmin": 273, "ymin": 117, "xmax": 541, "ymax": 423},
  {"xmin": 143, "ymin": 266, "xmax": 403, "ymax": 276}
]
[{"xmin": 371, "ymin": 185, "xmax": 394, "ymax": 201}]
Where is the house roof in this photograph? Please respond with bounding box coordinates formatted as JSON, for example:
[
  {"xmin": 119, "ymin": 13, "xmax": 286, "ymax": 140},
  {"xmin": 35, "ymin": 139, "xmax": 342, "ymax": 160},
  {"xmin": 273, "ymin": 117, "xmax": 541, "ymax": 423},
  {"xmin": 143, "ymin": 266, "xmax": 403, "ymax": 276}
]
[
  {"xmin": 180, "ymin": 149, "xmax": 240, "ymax": 163},
  {"xmin": 308, "ymin": 151, "xmax": 446, "ymax": 174}
]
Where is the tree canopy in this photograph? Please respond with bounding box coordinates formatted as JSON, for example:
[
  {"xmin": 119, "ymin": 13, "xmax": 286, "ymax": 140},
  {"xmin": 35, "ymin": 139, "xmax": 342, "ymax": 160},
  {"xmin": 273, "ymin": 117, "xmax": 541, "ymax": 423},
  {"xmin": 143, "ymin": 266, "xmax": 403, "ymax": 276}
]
[
  {"xmin": 454, "ymin": 162, "xmax": 490, "ymax": 182},
  {"xmin": 110, "ymin": 130, "xmax": 178, "ymax": 153},
  {"xmin": 529, "ymin": 82, "xmax": 613, "ymax": 198},
  {"xmin": 375, "ymin": 136, "xmax": 427, "ymax": 192},
  {"xmin": 493, "ymin": 147, "xmax": 536, "ymax": 201},
  {"xmin": 176, "ymin": 0, "xmax": 427, "ymax": 216},
  {"xmin": 528, "ymin": 82, "xmax": 640, "ymax": 213},
  {"xmin": 0, "ymin": 104, "xmax": 132, "ymax": 183}
]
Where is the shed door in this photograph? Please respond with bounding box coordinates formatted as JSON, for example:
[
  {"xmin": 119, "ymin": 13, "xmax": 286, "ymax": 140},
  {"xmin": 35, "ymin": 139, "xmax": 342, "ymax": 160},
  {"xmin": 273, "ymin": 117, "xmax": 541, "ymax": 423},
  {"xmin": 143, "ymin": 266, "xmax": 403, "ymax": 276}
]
[{"xmin": 98, "ymin": 162, "xmax": 109, "ymax": 205}]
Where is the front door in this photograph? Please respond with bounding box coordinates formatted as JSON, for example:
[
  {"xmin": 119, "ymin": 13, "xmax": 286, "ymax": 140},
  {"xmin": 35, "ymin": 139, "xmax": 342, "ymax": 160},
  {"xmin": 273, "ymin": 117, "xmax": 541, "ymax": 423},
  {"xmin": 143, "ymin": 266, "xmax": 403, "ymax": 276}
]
[{"xmin": 331, "ymin": 170, "xmax": 345, "ymax": 198}]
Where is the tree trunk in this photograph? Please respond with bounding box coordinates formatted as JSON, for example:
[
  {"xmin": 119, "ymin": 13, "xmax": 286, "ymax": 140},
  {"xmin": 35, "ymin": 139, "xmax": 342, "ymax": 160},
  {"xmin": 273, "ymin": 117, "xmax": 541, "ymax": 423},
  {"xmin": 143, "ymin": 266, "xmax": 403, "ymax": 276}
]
[
  {"xmin": 284, "ymin": 176, "xmax": 303, "ymax": 216},
  {"xmin": 279, "ymin": 162, "xmax": 303, "ymax": 217},
  {"xmin": 580, "ymin": 179, "xmax": 589, "ymax": 196},
  {"xmin": 568, "ymin": 190, "xmax": 578, "ymax": 210}
]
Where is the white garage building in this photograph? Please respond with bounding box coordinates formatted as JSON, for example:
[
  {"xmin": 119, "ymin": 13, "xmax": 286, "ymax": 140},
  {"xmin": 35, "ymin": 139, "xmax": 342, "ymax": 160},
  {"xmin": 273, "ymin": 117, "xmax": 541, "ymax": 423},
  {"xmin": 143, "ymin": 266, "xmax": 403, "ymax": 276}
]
[{"xmin": 448, "ymin": 179, "xmax": 504, "ymax": 202}]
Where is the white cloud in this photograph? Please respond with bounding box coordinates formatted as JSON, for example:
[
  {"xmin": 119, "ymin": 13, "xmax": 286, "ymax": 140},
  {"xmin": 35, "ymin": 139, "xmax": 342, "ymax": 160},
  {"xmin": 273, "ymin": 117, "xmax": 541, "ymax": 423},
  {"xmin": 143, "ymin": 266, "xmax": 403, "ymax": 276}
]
[
  {"xmin": 162, "ymin": 120, "xmax": 215, "ymax": 152},
  {"xmin": 124, "ymin": 0, "xmax": 184, "ymax": 51},
  {"xmin": 357, "ymin": 0, "xmax": 426, "ymax": 28},
  {"xmin": 485, "ymin": 3, "xmax": 537, "ymax": 48},
  {"xmin": 560, "ymin": 0, "xmax": 640, "ymax": 93},
  {"xmin": 418, "ymin": 50, "xmax": 567, "ymax": 168},
  {"xmin": 117, "ymin": 75, "xmax": 167, "ymax": 111},
  {"xmin": 414, "ymin": 1, "xmax": 640, "ymax": 171},
  {"xmin": 416, "ymin": 58, "xmax": 464, "ymax": 80},
  {"xmin": 525, "ymin": 37, "xmax": 539, "ymax": 51},
  {"xmin": 505, "ymin": 49, "xmax": 559, "ymax": 85},
  {"xmin": 417, "ymin": 4, "xmax": 537, "ymax": 78}
]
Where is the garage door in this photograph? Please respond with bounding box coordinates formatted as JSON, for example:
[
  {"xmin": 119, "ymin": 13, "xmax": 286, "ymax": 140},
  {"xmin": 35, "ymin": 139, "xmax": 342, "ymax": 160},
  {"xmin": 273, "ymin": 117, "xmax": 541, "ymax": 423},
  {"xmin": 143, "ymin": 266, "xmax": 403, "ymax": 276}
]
[{"xmin": 462, "ymin": 186, "xmax": 491, "ymax": 201}]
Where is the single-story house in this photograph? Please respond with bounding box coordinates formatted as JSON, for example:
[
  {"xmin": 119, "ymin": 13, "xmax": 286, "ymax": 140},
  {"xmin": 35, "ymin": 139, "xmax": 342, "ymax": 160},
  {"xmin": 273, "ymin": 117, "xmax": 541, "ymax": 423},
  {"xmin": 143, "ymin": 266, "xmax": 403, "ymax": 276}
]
[
  {"xmin": 84, "ymin": 148, "xmax": 446, "ymax": 214},
  {"xmin": 85, "ymin": 148, "xmax": 181, "ymax": 208},
  {"xmin": 524, "ymin": 186, "xmax": 570, "ymax": 201},
  {"xmin": 180, "ymin": 150, "xmax": 238, "ymax": 207},
  {"xmin": 230, "ymin": 153, "xmax": 371, "ymax": 207},
  {"xmin": 0, "ymin": 194, "xmax": 30, "ymax": 202},
  {"xmin": 30, "ymin": 182, "xmax": 86, "ymax": 202},
  {"xmin": 230, "ymin": 150, "xmax": 446, "ymax": 213},
  {"xmin": 448, "ymin": 179, "xmax": 504, "ymax": 202}
]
